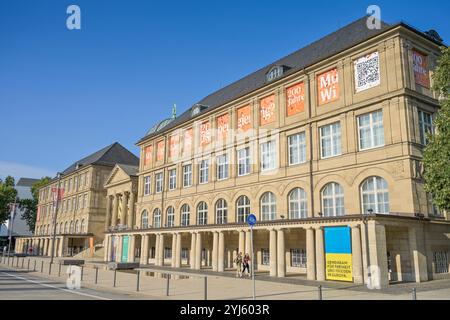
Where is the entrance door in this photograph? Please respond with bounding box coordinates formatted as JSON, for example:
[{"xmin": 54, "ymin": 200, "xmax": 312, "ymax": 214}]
[
  {"xmin": 111, "ymin": 236, "xmax": 116, "ymax": 261},
  {"xmin": 121, "ymin": 236, "xmax": 129, "ymax": 262}
]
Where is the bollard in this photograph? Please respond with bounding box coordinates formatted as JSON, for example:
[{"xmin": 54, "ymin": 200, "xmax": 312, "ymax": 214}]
[
  {"xmin": 166, "ymin": 274, "xmax": 170, "ymax": 296},
  {"xmin": 33, "ymin": 260, "xmax": 36, "ymax": 272},
  {"xmin": 81, "ymin": 266, "xmax": 84, "ymax": 281},
  {"xmin": 49, "ymin": 262, "xmax": 52, "ymax": 275},
  {"xmin": 27, "ymin": 259, "xmax": 30, "ymax": 270},
  {"xmin": 41, "ymin": 261, "xmax": 44, "ymax": 273},
  {"xmin": 113, "ymin": 269, "xmax": 117, "ymax": 287},
  {"xmin": 58, "ymin": 263, "xmax": 62, "ymax": 277},
  {"xmin": 204, "ymin": 277, "xmax": 208, "ymax": 300},
  {"xmin": 136, "ymin": 271, "xmax": 140, "ymax": 292},
  {"xmin": 318, "ymin": 285, "xmax": 323, "ymax": 300},
  {"xmin": 412, "ymin": 288, "xmax": 417, "ymax": 300},
  {"xmin": 95, "ymin": 267, "xmax": 98, "ymax": 284}
]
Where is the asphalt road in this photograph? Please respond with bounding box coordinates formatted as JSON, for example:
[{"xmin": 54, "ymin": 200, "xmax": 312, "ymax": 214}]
[{"xmin": 0, "ymin": 267, "xmax": 148, "ymax": 300}]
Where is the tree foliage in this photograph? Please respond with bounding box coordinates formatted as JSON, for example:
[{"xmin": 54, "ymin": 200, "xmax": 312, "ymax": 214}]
[
  {"xmin": 0, "ymin": 176, "xmax": 18, "ymax": 225},
  {"xmin": 19, "ymin": 177, "xmax": 52, "ymax": 233},
  {"xmin": 423, "ymin": 46, "xmax": 450, "ymax": 211}
]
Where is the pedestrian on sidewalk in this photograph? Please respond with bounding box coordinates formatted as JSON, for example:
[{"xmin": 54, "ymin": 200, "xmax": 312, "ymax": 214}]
[
  {"xmin": 234, "ymin": 252, "xmax": 243, "ymax": 277},
  {"xmin": 242, "ymin": 253, "xmax": 251, "ymax": 278}
]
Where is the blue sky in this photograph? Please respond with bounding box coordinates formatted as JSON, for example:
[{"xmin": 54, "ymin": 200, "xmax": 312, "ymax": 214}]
[{"xmin": 0, "ymin": 0, "xmax": 449, "ymax": 181}]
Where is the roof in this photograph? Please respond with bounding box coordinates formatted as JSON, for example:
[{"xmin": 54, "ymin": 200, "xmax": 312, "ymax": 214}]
[
  {"xmin": 16, "ymin": 178, "xmax": 39, "ymax": 187},
  {"xmin": 138, "ymin": 16, "xmax": 443, "ymax": 144},
  {"xmin": 146, "ymin": 118, "xmax": 175, "ymax": 136},
  {"xmin": 117, "ymin": 164, "xmax": 139, "ymax": 177},
  {"xmin": 61, "ymin": 142, "xmax": 139, "ymax": 176}
]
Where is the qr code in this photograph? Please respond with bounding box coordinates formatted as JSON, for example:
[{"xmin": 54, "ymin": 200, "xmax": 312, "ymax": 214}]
[{"xmin": 355, "ymin": 52, "xmax": 380, "ymax": 92}]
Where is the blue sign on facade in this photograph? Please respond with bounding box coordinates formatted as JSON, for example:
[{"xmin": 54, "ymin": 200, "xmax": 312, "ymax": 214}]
[{"xmin": 247, "ymin": 214, "xmax": 257, "ymax": 226}]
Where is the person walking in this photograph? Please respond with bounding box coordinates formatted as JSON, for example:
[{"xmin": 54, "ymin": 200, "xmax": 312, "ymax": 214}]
[
  {"xmin": 234, "ymin": 252, "xmax": 243, "ymax": 277},
  {"xmin": 242, "ymin": 253, "xmax": 251, "ymax": 278}
]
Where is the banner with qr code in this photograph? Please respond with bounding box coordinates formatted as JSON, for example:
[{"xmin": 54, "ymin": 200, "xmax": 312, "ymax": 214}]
[{"xmin": 354, "ymin": 52, "xmax": 380, "ymax": 93}]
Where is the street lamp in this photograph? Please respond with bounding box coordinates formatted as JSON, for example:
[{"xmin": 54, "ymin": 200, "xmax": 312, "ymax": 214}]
[
  {"xmin": 50, "ymin": 172, "xmax": 64, "ymax": 265},
  {"xmin": 7, "ymin": 201, "xmax": 18, "ymax": 257}
]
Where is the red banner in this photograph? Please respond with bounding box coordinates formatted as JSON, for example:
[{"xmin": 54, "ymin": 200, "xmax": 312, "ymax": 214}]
[
  {"xmin": 317, "ymin": 68, "xmax": 339, "ymax": 105},
  {"xmin": 286, "ymin": 82, "xmax": 305, "ymax": 116},
  {"xmin": 217, "ymin": 113, "xmax": 229, "ymax": 140},
  {"xmin": 169, "ymin": 135, "xmax": 179, "ymax": 158},
  {"xmin": 413, "ymin": 50, "xmax": 430, "ymax": 88},
  {"xmin": 183, "ymin": 128, "xmax": 193, "ymax": 155},
  {"xmin": 237, "ymin": 105, "xmax": 251, "ymax": 132},
  {"xmin": 200, "ymin": 121, "xmax": 211, "ymax": 146},
  {"xmin": 144, "ymin": 145, "xmax": 153, "ymax": 166},
  {"xmin": 156, "ymin": 140, "xmax": 165, "ymax": 162},
  {"xmin": 260, "ymin": 95, "xmax": 276, "ymax": 125}
]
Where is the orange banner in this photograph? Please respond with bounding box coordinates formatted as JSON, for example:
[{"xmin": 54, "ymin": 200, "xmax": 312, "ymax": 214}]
[
  {"xmin": 317, "ymin": 68, "xmax": 339, "ymax": 105},
  {"xmin": 286, "ymin": 82, "xmax": 305, "ymax": 116},
  {"xmin": 156, "ymin": 140, "xmax": 165, "ymax": 162},
  {"xmin": 169, "ymin": 134, "xmax": 179, "ymax": 158},
  {"xmin": 200, "ymin": 121, "xmax": 211, "ymax": 146},
  {"xmin": 413, "ymin": 50, "xmax": 430, "ymax": 88},
  {"xmin": 217, "ymin": 113, "xmax": 229, "ymax": 140},
  {"xmin": 260, "ymin": 95, "xmax": 276, "ymax": 125},
  {"xmin": 183, "ymin": 128, "xmax": 193, "ymax": 155},
  {"xmin": 144, "ymin": 145, "xmax": 153, "ymax": 166},
  {"xmin": 237, "ymin": 105, "xmax": 251, "ymax": 132}
]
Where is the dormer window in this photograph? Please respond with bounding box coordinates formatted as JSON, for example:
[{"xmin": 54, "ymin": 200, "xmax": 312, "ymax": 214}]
[
  {"xmin": 266, "ymin": 65, "xmax": 289, "ymax": 83},
  {"xmin": 191, "ymin": 104, "xmax": 208, "ymax": 117}
]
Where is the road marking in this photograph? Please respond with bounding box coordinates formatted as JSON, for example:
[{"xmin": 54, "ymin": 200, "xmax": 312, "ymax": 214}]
[{"xmin": 0, "ymin": 271, "xmax": 111, "ymax": 300}]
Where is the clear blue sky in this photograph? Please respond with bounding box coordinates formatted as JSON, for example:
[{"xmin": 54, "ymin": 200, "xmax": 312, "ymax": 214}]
[{"xmin": 1, "ymin": 0, "xmax": 449, "ymax": 180}]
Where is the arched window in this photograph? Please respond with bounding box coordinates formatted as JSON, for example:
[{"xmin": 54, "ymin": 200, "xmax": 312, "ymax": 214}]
[
  {"xmin": 141, "ymin": 210, "xmax": 149, "ymax": 229},
  {"xmin": 64, "ymin": 222, "xmax": 68, "ymax": 234},
  {"xmin": 361, "ymin": 176, "xmax": 389, "ymax": 214},
  {"xmin": 75, "ymin": 220, "xmax": 80, "ymax": 233},
  {"xmin": 166, "ymin": 206, "xmax": 175, "ymax": 227},
  {"xmin": 181, "ymin": 204, "xmax": 190, "ymax": 226},
  {"xmin": 288, "ymin": 188, "xmax": 308, "ymax": 219},
  {"xmin": 197, "ymin": 202, "xmax": 208, "ymax": 225},
  {"xmin": 215, "ymin": 199, "xmax": 228, "ymax": 224},
  {"xmin": 321, "ymin": 183, "xmax": 345, "ymax": 217},
  {"xmin": 59, "ymin": 222, "xmax": 63, "ymax": 234},
  {"xmin": 80, "ymin": 219, "xmax": 86, "ymax": 233},
  {"xmin": 260, "ymin": 192, "xmax": 276, "ymax": 221},
  {"xmin": 236, "ymin": 196, "xmax": 250, "ymax": 223},
  {"xmin": 153, "ymin": 208, "xmax": 162, "ymax": 228},
  {"xmin": 69, "ymin": 221, "xmax": 74, "ymax": 233},
  {"xmin": 56, "ymin": 223, "xmax": 60, "ymax": 234}
]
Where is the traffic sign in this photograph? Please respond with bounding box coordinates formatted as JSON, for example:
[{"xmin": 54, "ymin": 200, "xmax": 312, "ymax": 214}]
[{"xmin": 247, "ymin": 214, "xmax": 257, "ymax": 226}]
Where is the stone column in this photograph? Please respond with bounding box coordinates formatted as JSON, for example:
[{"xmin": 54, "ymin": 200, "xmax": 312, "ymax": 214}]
[
  {"xmin": 154, "ymin": 234, "xmax": 160, "ymax": 265},
  {"xmin": 408, "ymin": 226, "xmax": 428, "ymax": 283},
  {"xmin": 269, "ymin": 229, "xmax": 277, "ymax": 277},
  {"xmin": 48, "ymin": 239, "xmax": 54, "ymax": 258},
  {"xmin": 238, "ymin": 230, "xmax": 245, "ymax": 255},
  {"xmin": 212, "ymin": 232, "xmax": 218, "ymax": 271},
  {"xmin": 315, "ymin": 227, "xmax": 325, "ymax": 281},
  {"xmin": 111, "ymin": 194, "xmax": 118, "ymax": 227},
  {"xmin": 195, "ymin": 232, "xmax": 202, "ymax": 270},
  {"xmin": 190, "ymin": 232, "xmax": 196, "ymax": 269},
  {"xmin": 306, "ymin": 228, "xmax": 316, "ymax": 280},
  {"xmin": 141, "ymin": 234, "xmax": 149, "ymax": 265},
  {"xmin": 128, "ymin": 192, "xmax": 135, "ymax": 229},
  {"xmin": 277, "ymin": 229, "xmax": 286, "ymax": 277},
  {"xmin": 175, "ymin": 233, "xmax": 181, "ymax": 268},
  {"xmin": 245, "ymin": 230, "xmax": 251, "ymax": 255},
  {"xmin": 103, "ymin": 235, "xmax": 110, "ymax": 262},
  {"xmin": 158, "ymin": 233, "xmax": 165, "ymax": 266},
  {"xmin": 128, "ymin": 235, "xmax": 135, "ymax": 263},
  {"xmin": 122, "ymin": 192, "xmax": 129, "ymax": 227},
  {"xmin": 105, "ymin": 195, "xmax": 112, "ymax": 230},
  {"xmin": 367, "ymin": 220, "xmax": 389, "ymax": 289},
  {"xmin": 351, "ymin": 225, "xmax": 364, "ymax": 284},
  {"xmin": 218, "ymin": 232, "xmax": 225, "ymax": 272},
  {"xmin": 171, "ymin": 233, "xmax": 177, "ymax": 267},
  {"xmin": 44, "ymin": 238, "xmax": 49, "ymax": 256}
]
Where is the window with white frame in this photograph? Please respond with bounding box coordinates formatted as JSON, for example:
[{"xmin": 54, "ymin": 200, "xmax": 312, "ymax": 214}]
[
  {"xmin": 288, "ymin": 132, "xmax": 306, "ymax": 165},
  {"xmin": 320, "ymin": 122, "xmax": 341, "ymax": 158},
  {"xmin": 197, "ymin": 202, "xmax": 208, "ymax": 225},
  {"xmin": 358, "ymin": 110, "xmax": 384, "ymax": 150},
  {"xmin": 215, "ymin": 199, "xmax": 228, "ymax": 224},
  {"xmin": 168, "ymin": 169, "xmax": 177, "ymax": 190},
  {"xmin": 261, "ymin": 249, "xmax": 270, "ymax": 265},
  {"xmin": 181, "ymin": 204, "xmax": 190, "ymax": 226},
  {"xmin": 236, "ymin": 195, "xmax": 250, "ymax": 223},
  {"xmin": 75, "ymin": 220, "xmax": 80, "ymax": 233},
  {"xmin": 321, "ymin": 182, "xmax": 345, "ymax": 217},
  {"xmin": 260, "ymin": 140, "xmax": 277, "ymax": 171},
  {"xmin": 260, "ymin": 192, "xmax": 276, "ymax": 221},
  {"xmin": 166, "ymin": 206, "xmax": 175, "ymax": 227},
  {"xmin": 144, "ymin": 176, "xmax": 151, "ymax": 195},
  {"xmin": 141, "ymin": 210, "xmax": 149, "ymax": 229},
  {"xmin": 164, "ymin": 247, "xmax": 172, "ymax": 259},
  {"xmin": 237, "ymin": 147, "xmax": 251, "ymax": 176},
  {"xmin": 153, "ymin": 208, "xmax": 162, "ymax": 228},
  {"xmin": 199, "ymin": 159, "xmax": 209, "ymax": 184},
  {"xmin": 216, "ymin": 154, "xmax": 229, "ymax": 180},
  {"xmin": 181, "ymin": 248, "xmax": 189, "ymax": 260},
  {"xmin": 155, "ymin": 172, "xmax": 163, "ymax": 193},
  {"xmin": 418, "ymin": 110, "xmax": 433, "ymax": 145},
  {"xmin": 291, "ymin": 249, "xmax": 307, "ymax": 267},
  {"xmin": 361, "ymin": 176, "xmax": 389, "ymax": 214},
  {"xmin": 183, "ymin": 164, "xmax": 192, "ymax": 187},
  {"xmin": 288, "ymin": 188, "xmax": 308, "ymax": 219}
]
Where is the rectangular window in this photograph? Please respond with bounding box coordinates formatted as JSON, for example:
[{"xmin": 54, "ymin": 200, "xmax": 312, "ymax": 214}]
[
  {"xmin": 216, "ymin": 154, "xmax": 229, "ymax": 181},
  {"xmin": 155, "ymin": 172, "xmax": 163, "ymax": 193},
  {"xmin": 320, "ymin": 122, "xmax": 341, "ymax": 158},
  {"xmin": 150, "ymin": 247, "xmax": 155, "ymax": 259},
  {"xmin": 183, "ymin": 164, "xmax": 192, "ymax": 187},
  {"xmin": 181, "ymin": 248, "xmax": 189, "ymax": 260},
  {"xmin": 261, "ymin": 249, "xmax": 270, "ymax": 266},
  {"xmin": 199, "ymin": 159, "xmax": 209, "ymax": 184},
  {"xmin": 433, "ymin": 251, "xmax": 449, "ymax": 274},
  {"xmin": 358, "ymin": 110, "xmax": 384, "ymax": 150},
  {"xmin": 83, "ymin": 194, "xmax": 88, "ymax": 209},
  {"xmin": 260, "ymin": 140, "xmax": 277, "ymax": 171},
  {"xmin": 288, "ymin": 132, "xmax": 306, "ymax": 165},
  {"xmin": 237, "ymin": 147, "xmax": 251, "ymax": 176},
  {"xmin": 291, "ymin": 249, "xmax": 307, "ymax": 267},
  {"xmin": 144, "ymin": 176, "xmax": 151, "ymax": 195},
  {"xmin": 168, "ymin": 169, "xmax": 177, "ymax": 190},
  {"xmin": 164, "ymin": 247, "xmax": 172, "ymax": 259},
  {"xmin": 418, "ymin": 110, "xmax": 433, "ymax": 145}
]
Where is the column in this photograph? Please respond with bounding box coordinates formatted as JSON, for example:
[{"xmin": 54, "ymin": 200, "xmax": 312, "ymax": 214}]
[
  {"xmin": 103, "ymin": 235, "xmax": 110, "ymax": 262},
  {"xmin": 238, "ymin": 230, "xmax": 245, "ymax": 255},
  {"xmin": 277, "ymin": 229, "xmax": 286, "ymax": 277},
  {"xmin": 269, "ymin": 229, "xmax": 277, "ymax": 277},
  {"xmin": 408, "ymin": 226, "xmax": 428, "ymax": 282},
  {"xmin": 128, "ymin": 235, "xmax": 135, "ymax": 263},
  {"xmin": 306, "ymin": 228, "xmax": 316, "ymax": 280},
  {"xmin": 127, "ymin": 192, "xmax": 135, "ymax": 229},
  {"xmin": 154, "ymin": 234, "xmax": 160, "ymax": 265},
  {"xmin": 44, "ymin": 238, "xmax": 49, "ymax": 256},
  {"xmin": 48, "ymin": 238, "xmax": 54, "ymax": 258},
  {"xmin": 141, "ymin": 234, "xmax": 149, "ymax": 265},
  {"xmin": 351, "ymin": 225, "xmax": 364, "ymax": 284},
  {"xmin": 245, "ymin": 230, "xmax": 251, "ymax": 255},
  {"xmin": 171, "ymin": 233, "xmax": 177, "ymax": 267},
  {"xmin": 212, "ymin": 232, "xmax": 218, "ymax": 271},
  {"xmin": 158, "ymin": 233, "xmax": 164, "ymax": 266},
  {"xmin": 367, "ymin": 220, "xmax": 389, "ymax": 289},
  {"xmin": 105, "ymin": 196, "xmax": 112, "ymax": 230},
  {"xmin": 111, "ymin": 194, "xmax": 118, "ymax": 227},
  {"xmin": 218, "ymin": 232, "xmax": 225, "ymax": 272},
  {"xmin": 315, "ymin": 227, "xmax": 325, "ymax": 281},
  {"xmin": 175, "ymin": 233, "xmax": 181, "ymax": 268},
  {"xmin": 190, "ymin": 232, "xmax": 196, "ymax": 269},
  {"xmin": 122, "ymin": 192, "xmax": 129, "ymax": 227},
  {"xmin": 195, "ymin": 232, "xmax": 202, "ymax": 270}
]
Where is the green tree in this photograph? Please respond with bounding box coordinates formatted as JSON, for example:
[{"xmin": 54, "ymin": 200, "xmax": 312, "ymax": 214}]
[
  {"xmin": 19, "ymin": 177, "xmax": 52, "ymax": 233},
  {"xmin": 0, "ymin": 176, "xmax": 18, "ymax": 225},
  {"xmin": 423, "ymin": 46, "xmax": 450, "ymax": 211}
]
